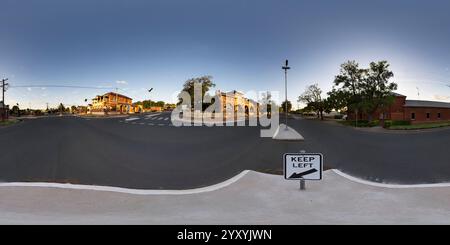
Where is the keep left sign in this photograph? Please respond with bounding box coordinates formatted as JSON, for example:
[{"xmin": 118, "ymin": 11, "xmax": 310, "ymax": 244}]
[{"xmin": 284, "ymin": 153, "xmax": 323, "ymax": 180}]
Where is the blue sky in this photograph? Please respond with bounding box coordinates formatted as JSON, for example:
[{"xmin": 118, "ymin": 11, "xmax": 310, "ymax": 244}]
[{"xmin": 1, "ymin": 0, "xmax": 449, "ymax": 109}]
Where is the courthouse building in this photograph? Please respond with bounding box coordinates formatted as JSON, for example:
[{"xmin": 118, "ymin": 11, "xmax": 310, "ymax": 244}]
[{"xmin": 216, "ymin": 90, "xmax": 258, "ymax": 117}]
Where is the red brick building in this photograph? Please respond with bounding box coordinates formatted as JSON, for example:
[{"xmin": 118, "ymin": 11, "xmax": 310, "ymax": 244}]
[
  {"xmin": 349, "ymin": 93, "xmax": 450, "ymax": 123},
  {"xmin": 0, "ymin": 102, "xmax": 8, "ymax": 120}
]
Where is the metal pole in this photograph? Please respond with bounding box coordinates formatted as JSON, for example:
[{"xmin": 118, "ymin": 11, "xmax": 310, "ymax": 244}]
[
  {"xmin": 285, "ymin": 68, "xmax": 288, "ymax": 128},
  {"xmin": 299, "ymin": 149, "xmax": 306, "ymax": 190},
  {"xmin": 300, "ymin": 179, "xmax": 305, "ymax": 190},
  {"xmin": 282, "ymin": 60, "xmax": 290, "ymax": 129}
]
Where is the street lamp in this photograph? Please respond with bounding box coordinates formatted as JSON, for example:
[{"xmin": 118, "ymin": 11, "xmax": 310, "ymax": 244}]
[
  {"xmin": 282, "ymin": 59, "xmax": 290, "ymax": 129},
  {"xmin": 146, "ymin": 88, "xmax": 154, "ymax": 112}
]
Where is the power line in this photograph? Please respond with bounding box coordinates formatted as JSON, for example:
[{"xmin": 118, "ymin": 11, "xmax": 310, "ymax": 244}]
[{"xmin": 9, "ymin": 85, "xmax": 116, "ymax": 90}]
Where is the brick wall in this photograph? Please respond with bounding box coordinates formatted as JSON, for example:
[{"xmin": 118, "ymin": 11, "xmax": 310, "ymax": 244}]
[{"xmin": 404, "ymin": 107, "xmax": 450, "ymax": 123}]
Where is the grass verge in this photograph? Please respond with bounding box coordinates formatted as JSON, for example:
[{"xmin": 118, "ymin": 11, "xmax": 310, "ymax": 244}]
[
  {"xmin": 388, "ymin": 122, "xmax": 450, "ymax": 130},
  {"xmin": 0, "ymin": 119, "xmax": 20, "ymax": 127}
]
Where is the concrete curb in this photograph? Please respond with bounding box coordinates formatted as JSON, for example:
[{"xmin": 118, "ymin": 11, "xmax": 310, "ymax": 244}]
[
  {"xmin": 0, "ymin": 170, "xmax": 250, "ymax": 195},
  {"xmin": 333, "ymin": 169, "xmax": 450, "ymax": 189}
]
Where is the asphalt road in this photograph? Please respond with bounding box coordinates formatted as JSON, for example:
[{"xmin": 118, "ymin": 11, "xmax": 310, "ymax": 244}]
[{"xmin": 0, "ymin": 112, "xmax": 449, "ymax": 189}]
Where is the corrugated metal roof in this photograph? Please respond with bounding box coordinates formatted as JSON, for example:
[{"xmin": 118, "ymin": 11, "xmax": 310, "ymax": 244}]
[{"xmin": 405, "ymin": 100, "xmax": 450, "ymax": 109}]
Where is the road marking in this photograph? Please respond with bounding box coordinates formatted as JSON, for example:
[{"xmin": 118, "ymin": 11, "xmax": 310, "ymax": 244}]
[
  {"xmin": 0, "ymin": 171, "xmax": 251, "ymax": 195},
  {"xmin": 125, "ymin": 117, "xmax": 140, "ymax": 122},
  {"xmin": 158, "ymin": 124, "xmax": 165, "ymax": 126},
  {"xmin": 140, "ymin": 122, "xmax": 145, "ymax": 125},
  {"xmin": 148, "ymin": 123, "xmax": 154, "ymax": 126},
  {"xmin": 164, "ymin": 118, "xmax": 169, "ymax": 121},
  {"xmin": 145, "ymin": 113, "xmax": 161, "ymax": 118}
]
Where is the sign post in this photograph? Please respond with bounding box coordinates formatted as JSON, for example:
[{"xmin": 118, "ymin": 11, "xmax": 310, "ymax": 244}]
[{"xmin": 284, "ymin": 152, "xmax": 323, "ymax": 190}]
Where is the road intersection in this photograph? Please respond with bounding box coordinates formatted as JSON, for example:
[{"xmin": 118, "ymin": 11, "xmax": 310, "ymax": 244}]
[{"xmin": 0, "ymin": 112, "xmax": 449, "ymax": 189}]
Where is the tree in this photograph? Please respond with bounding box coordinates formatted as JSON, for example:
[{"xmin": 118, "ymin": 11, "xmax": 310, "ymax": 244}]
[
  {"xmin": 280, "ymin": 100, "xmax": 292, "ymax": 113},
  {"xmin": 58, "ymin": 103, "xmax": 65, "ymax": 114},
  {"xmin": 331, "ymin": 60, "xmax": 397, "ymax": 122},
  {"xmin": 326, "ymin": 88, "xmax": 348, "ymax": 113},
  {"xmin": 179, "ymin": 75, "xmax": 216, "ymax": 109},
  {"xmin": 155, "ymin": 101, "xmax": 165, "ymax": 107},
  {"xmin": 298, "ymin": 84, "xmax": 326, "ymax": 120},
  {"xmin": 11, "ymin": 105, "xmax": 20, "ymax": 117},
  {"xmin": 360, "ymin": 61, "xmax": 397, "ymax": 121}
]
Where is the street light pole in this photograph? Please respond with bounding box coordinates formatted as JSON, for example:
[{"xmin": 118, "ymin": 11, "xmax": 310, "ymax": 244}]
[
  {"xmin": 147, "ymin": 88, "xmax": 153, "ymax": 112},
  {"xmin": 282, "ymin": 60, "xmax": 290, "ymax": 129}
]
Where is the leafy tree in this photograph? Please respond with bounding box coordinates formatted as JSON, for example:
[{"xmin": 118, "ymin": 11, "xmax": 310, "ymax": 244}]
[
  {"xmin": 179, "ymin": 75, "xmax": 216, "ymax": 108},
  {"xmin": 281, "ymin": 100, "xmax": 292, "ymax": 113},
  {"xmin": 58, "ymin": 103, "xmax": 65, "ymax": 114},
  {"xmin": 298, "ymin": 84, "xmax": 326, "ymax": 120},
  {"xmin": 11, "ymin": 105, "xmax": 20, "ymax": 117},
  {"xmin": 360, "ymin": 61, "xmax": 397, "ymax": 121},
  {"xmin": 326, "ymin": 88, "xmax": 348, "ymax": 113},
  {"xmin": 135, "ymin": 100, "xmax": 166, "ymax": 109},
  {"xmin": 155, "ymin": 101, "xmax": 165, "ymax": 107},
  {"xmin": 331, "ymin": 60, "xmax": 397, "ymax": 122}
]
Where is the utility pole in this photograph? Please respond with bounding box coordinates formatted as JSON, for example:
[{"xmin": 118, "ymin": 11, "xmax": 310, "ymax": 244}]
[
  {"xmin": 1, "ymin": 78, "xmax": 9, "ymax": 121},
  {"xmin": 282, "ymin": 60, "xmax": 290, "ymax": 129}
]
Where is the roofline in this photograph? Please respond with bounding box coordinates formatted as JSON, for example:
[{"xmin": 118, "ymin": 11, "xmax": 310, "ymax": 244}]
[
  {"xmin": 404, "ymin": 100, "xmax": 450, "ymax": 109},
  {"xmin": 93, "ymin": 92, "xmax": 132, "ymax": 100}
]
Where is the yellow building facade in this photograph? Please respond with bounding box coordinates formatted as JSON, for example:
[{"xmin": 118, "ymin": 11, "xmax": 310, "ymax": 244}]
[
  {"xmin": 217, "ymin": 90, "xmax": 258, "ymax": 116},
  {"xmin": 89, "ymin": 92, "xmax": 134, "ymax": 114}
]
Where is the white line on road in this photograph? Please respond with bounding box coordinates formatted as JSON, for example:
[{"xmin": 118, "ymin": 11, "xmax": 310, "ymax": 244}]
[
  {"xmin": 125, "ymin": 117, "xmax": 140, "ymax": 122},
  {"xmin": 145, "ymin": 113, "xmax": 161, "ymax": 119}
]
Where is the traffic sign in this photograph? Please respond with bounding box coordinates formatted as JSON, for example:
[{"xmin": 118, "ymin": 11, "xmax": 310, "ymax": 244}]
[{"xmin": 284, "ymin": 153, "xmax": 323, "ymax": 180}]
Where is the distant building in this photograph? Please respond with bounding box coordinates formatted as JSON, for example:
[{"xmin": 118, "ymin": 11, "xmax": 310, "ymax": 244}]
[
  {"xmin": 0, "ymin": 101, "xmax": 9, "ymax": 120},
  {"xmin": 88, "ymin": 92, "xmax": 134, "ymax": 114},
  {"xmin": 216, "ymin": 90, "xmax": 258, "ymax": 116},
  {"xmin": 348, "ymin": 93, "xmax": 450, "ymax": 123}
]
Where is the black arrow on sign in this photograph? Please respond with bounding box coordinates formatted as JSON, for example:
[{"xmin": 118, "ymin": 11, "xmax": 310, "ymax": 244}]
[{"xmin": 289, "ymin": 169, "xmax": 318, "ymax": 179}]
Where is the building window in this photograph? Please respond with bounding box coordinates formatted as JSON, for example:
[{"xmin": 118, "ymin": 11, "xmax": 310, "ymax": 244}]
[
  {"xmin": 438, "ymin": 112, "xmax": 441, "ymax": 119},
  {"xmin": 411, "ymin": 112, "xmax": 415, "ymax": 120},
  {"xmin": 426, "ymin": 113, "xmax": 430, "ymax": 119}
]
